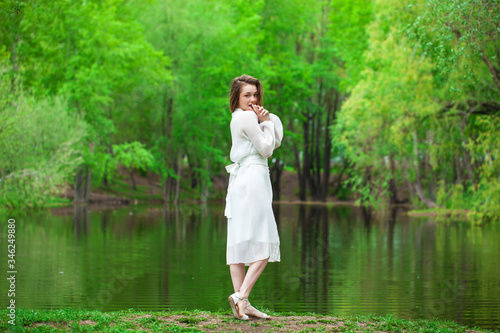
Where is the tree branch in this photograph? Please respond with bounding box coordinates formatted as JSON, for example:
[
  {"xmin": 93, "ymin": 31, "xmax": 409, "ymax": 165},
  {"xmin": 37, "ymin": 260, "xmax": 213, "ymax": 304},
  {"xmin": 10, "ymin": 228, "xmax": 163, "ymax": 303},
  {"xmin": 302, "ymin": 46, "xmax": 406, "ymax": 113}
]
[
  {"xmin": 481, "ymin": 53, "xmax": 500, "ymax": 91},
  {"xmin": 443, "ymin": 100, "xmax": 500, "ymax": 116}
]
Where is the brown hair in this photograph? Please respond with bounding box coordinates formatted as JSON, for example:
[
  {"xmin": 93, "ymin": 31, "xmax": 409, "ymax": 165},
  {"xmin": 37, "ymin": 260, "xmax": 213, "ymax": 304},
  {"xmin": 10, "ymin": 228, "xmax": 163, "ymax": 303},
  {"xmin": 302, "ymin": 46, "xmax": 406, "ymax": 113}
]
[{"xmin": 229, "ymin": 74, "xmax": 264, "ymax": 112}]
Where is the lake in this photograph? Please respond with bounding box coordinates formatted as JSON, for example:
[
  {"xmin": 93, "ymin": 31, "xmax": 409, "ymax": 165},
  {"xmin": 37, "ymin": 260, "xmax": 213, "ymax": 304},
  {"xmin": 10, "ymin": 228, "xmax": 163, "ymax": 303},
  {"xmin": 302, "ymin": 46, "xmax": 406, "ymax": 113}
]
[{"xmin": 1, "ymin": 203, "xmax": 499, "ymax": 330}]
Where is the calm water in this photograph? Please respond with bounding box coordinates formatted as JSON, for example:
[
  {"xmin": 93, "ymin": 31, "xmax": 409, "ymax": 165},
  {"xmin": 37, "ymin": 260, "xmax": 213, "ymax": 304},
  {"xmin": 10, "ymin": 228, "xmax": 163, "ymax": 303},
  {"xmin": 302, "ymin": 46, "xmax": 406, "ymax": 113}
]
[{"xmin": 1, "ymin": 204, "xmax": 499, "ymax": 330}]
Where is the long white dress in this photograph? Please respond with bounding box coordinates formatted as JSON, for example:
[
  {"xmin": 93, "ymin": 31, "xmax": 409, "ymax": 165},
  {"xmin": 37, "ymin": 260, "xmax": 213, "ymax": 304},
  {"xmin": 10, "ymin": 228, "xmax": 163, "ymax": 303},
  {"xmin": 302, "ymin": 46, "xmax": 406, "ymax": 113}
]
[{"xmin": 224, "ymin": 108, "xmax": 283, "ymax": 266}]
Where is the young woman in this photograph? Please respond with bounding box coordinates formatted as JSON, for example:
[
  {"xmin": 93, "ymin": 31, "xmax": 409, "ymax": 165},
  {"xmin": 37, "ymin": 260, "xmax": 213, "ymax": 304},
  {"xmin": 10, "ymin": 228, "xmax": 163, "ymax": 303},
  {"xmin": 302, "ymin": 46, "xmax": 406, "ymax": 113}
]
[{"xmin": 224, "ymin": 74, "xmax": 283, "ymax": 320}]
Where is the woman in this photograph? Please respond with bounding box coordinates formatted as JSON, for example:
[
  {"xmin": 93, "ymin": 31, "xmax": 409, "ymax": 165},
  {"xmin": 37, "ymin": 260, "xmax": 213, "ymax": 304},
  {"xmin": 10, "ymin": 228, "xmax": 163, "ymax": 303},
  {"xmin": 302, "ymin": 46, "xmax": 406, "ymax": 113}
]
[{"xmin": 224, "ymin": 74, "xmax": 283, "ymax": 320}]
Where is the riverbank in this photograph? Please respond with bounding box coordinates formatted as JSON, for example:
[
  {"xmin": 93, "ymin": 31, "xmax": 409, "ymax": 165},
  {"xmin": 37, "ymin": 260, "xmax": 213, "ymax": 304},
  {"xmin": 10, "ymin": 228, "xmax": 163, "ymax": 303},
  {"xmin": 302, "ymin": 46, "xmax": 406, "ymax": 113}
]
[
  {"xmin": 407, "ymin": 208, "xmax": 470, "ymax": 219},
  {"xmin": 0, "ymin": 308, "xmax": 493, "ymax": 332},
  {"xmin": 46, "ymin": 168, "xmax": 475, "ymax": 222},
  {"xmin": 51, "ymin": 169, "xmax": 357, "ymax": 210}
]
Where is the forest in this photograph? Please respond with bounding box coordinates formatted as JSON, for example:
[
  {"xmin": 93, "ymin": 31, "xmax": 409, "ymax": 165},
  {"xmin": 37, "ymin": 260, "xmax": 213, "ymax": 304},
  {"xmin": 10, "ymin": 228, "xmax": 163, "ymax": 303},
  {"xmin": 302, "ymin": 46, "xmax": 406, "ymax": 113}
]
[{"xmin": 0, "ymin": 0, "xmax": 499, "ymax": 222}]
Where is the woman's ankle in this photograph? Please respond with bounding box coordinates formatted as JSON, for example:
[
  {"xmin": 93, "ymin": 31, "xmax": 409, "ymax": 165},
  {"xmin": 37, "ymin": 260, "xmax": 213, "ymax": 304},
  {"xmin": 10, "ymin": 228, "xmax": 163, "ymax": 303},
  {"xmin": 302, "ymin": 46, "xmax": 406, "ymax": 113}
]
[{"xmin": 238, "ymin": 289, "xmax": 249, "ymax": 299}]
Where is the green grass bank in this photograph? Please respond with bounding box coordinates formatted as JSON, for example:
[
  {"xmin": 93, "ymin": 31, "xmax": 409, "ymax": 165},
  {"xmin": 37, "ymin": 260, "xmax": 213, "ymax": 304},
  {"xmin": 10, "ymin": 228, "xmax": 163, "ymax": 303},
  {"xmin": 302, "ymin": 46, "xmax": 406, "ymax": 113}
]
[{"xmin": 0, "ymin": 308, "xmax": 495, "ymax": 332}]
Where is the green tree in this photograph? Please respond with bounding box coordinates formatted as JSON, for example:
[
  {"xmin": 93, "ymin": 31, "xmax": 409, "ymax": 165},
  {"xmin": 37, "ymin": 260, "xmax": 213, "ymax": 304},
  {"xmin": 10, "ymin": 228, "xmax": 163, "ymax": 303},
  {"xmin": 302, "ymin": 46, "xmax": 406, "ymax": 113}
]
[
  {"xmin": 412, "ymin": 0, "xmax": 500, "ymax": 221},
  {"xmin": 334, "ymin": 0, "xmax": 500, "ymax": 222},
  {"xmin": 0, "ymin": 94, "xmax": 87, "ymax": 209},
  {"xmin": 1, "ymin": 0, "xmax": 171, "ymax": 206},
  {"xmin": 137, "ymin": 0, "xmax": 268, "ymax": 207}
]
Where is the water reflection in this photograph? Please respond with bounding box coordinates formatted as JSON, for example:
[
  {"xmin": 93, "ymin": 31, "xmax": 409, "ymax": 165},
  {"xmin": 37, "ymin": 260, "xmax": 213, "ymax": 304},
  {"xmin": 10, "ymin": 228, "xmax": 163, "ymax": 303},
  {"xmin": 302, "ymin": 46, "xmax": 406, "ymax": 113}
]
[
  {"xmin": 73, "ymin": 204, "xmax": 90, "ymax": 238},
  {"xmin": 0, "ymin": 204, "xmax": 498, "ymax": 330}
]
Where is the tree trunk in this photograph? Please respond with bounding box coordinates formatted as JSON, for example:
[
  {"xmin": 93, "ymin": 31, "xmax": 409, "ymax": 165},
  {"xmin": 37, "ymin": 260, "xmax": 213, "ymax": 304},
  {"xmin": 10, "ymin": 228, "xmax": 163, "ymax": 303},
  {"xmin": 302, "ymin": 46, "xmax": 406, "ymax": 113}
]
[
  {"xmin": 312, "ymin": 111, "xmax": 320, "ymax": 199},
  {"xmin": 84, "ymin": 164, "xmax": 91, "ymax": 203},
  {"xmin": 74, "ymin": 165, "xmax": 91, "ymax": 205},
  {"xmin": 129, "ymin": 169, "xmax": 136, "ymax": 191},
  {"xmin": 362, "ymin": 166, "xmax": 373, "ymax": 205},
  {"xmin": 291, "ymin": 120, "xmax": 306, "ymax": 201},
  {"xmin": 162, "ymin": 93, "xmax": 175, "ymax": 209},
  {"xmin": 388, "ymin": 155, "xmax": 400, "ymax": 205},
  {"xmin": 454, "ymin": 153, "xmax": 462, "ymax": 185},
  {"xmin": 270, "ymin": 158, "xmax": 284, "ymax": 201},
  {"xmin": 174, "ymin": 174, "xmax": 180, "ymax": 207},
  {"xmin": 83, "ymin": 143, "xmax": 94, "ymax": 203},
  {"xmin": 201, "ymin": 136, "xmax": 216, "ymax": 206},
  {"xmin": 166, "ymin": 96, "xmax": 173, "ymax": 140},
  {"xmin": 173, "ymin": 152, "xmax": 181, "ymax": 207},
  {"xmin": 303, "ymin": 110, "xmax": 312, "ymax": 201},
  {"xmin": 481, "ymin": 53, "xmax": 500, "ymax": 91},
  {"xmin": 412, "ymin": 131, "xmax": 438, "ymax": 208},
  {"xmin": 404, "ymin": 161, "xmax": 415, "ymax": 202},
  {"xmin": 163, "ymin": 176, "xmax": 172, "ymax": 209},
  {"xmin": 147, "ymin": 173, "xmax": 155, "ymax": 196},
  {"xmin": 102, "ymin": 162, "xmax": 109, "ymax": 188},
  {"xmin": 101, "ymin": 144, "xmax": 113, "ymax": 187},
  {"xmin": 190, "ymin": 158, "xmax": 199, "ymax": 190},
  {"xmin": 331, "ymin": 162, "xmax": 348, "ymax": 197},
  {"xmin": 75, "ymin": 142, "xmax": 93, "ymax": 205},
  {"xmin": 429, "ymin": 162, "xmax": 437, "ymax": 202},
  {"xmin": 74, "ymin": 167, "xmax": 84, "ymax": 205},
  {"xmin": 321, "ymin": 90, "xmax": 336, "ymax": 201},
  {"xmin": 201, "ymin": 155, "xmax": 208, "ymax": 205}
]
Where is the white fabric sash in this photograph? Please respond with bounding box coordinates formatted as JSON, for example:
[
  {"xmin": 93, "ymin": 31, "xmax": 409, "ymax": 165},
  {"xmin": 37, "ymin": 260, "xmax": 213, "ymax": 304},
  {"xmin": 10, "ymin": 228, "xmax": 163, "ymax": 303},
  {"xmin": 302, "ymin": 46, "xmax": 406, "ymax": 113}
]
[{"xmin": 224, "ymin": 155, "xmax": 268, "ymax": 218}]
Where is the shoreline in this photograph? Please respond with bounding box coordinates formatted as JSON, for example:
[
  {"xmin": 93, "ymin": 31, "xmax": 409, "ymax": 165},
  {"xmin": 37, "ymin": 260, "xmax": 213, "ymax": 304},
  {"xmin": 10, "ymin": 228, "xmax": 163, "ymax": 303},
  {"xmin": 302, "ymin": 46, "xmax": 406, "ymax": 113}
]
[
  {"xmin": 12, "ymin": 194, "xmax": 471, "ymax": 222},
  {"xmin": 3, "ymin": 165, "xmax": 473, "ymax": 222},
  {"xmin": 406, "ymin": 208, "xmax": 470, "ymax": 219}
]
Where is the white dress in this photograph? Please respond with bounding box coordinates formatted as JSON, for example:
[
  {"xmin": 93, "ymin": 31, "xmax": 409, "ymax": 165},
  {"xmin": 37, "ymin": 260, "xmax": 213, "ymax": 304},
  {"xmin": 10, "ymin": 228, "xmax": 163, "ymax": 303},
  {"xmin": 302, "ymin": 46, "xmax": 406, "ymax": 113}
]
[{"xmin": 224, "ymin": 108, "xmax": 283, "ymax": 266}]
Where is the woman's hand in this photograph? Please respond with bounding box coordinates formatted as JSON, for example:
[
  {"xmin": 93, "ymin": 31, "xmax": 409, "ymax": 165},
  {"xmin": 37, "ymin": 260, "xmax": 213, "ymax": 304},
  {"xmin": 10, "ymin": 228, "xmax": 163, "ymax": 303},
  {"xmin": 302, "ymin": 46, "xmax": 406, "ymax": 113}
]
[{"xmin": 249, "ymin": 104, "xmax": 271, "ymax": 123}]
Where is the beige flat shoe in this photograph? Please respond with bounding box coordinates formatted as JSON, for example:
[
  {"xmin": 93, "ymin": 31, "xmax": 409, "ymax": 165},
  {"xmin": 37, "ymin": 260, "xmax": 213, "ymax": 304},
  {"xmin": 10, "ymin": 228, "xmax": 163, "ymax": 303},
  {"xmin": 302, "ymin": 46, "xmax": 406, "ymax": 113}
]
[{"xmin": 228, "ymin": 292, "xmax": 249, "ymax": 321}]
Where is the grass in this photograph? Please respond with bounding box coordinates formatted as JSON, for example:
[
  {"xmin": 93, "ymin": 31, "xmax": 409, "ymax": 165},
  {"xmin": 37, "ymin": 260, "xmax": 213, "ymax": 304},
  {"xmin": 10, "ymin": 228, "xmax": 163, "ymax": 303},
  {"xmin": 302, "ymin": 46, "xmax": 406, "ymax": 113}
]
[
  {"xmin": 44, "ymin": 197, "xmax": 73, "ymax": 208},
  {"xmin": 0, "ymin": 308, "xmax": 495, "ymax": 333}
]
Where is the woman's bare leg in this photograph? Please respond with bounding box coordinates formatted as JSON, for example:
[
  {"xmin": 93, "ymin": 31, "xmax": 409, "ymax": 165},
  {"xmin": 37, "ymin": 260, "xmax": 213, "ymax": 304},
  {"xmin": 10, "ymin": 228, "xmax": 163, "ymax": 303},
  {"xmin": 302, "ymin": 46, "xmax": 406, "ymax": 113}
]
[
  {"xmin": 237, "ymin": 258, "xmax": 269, "ymax": 318},
  {"xmin": 229, "ymin": 263, "xmax": 245, "ymax": 292}
]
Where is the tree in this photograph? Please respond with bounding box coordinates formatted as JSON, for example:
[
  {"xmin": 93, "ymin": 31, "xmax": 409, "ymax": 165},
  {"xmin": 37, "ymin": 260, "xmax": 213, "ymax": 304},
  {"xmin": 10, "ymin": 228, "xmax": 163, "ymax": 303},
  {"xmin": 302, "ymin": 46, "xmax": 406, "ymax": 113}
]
[
  {"xmin": 411, "ymin": 0, "xmax": 500, "ymax": 220},
  {"xmin": 333, "ymin": 0, "xmax": 500, "ymax": 221},
  {"xmin": 0, "ymin": 94, "xmax": 87, "ymax": 209},
  {"xmin": 3, "ymin": 0, "xmax": 170, "ymax": 205}
]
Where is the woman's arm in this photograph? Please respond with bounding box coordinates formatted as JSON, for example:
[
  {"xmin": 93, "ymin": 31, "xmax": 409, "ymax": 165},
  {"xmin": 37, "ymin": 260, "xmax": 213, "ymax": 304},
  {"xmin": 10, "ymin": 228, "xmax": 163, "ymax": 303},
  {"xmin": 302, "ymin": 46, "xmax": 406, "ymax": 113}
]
[
  {"xmin": 264, "ymin": 113, "xmax": 283, "ymax": 149},
  {"xmin": 239, "ymin": 112, "xmax": 276, "ymax": 158}
]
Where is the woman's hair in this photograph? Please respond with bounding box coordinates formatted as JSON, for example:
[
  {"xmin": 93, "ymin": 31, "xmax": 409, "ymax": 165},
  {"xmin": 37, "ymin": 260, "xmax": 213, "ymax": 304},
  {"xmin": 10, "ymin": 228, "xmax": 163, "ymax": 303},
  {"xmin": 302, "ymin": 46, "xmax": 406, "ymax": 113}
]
[{"xmin": 229, "ymin": 74, "xmax": 264, "ymax": 112}]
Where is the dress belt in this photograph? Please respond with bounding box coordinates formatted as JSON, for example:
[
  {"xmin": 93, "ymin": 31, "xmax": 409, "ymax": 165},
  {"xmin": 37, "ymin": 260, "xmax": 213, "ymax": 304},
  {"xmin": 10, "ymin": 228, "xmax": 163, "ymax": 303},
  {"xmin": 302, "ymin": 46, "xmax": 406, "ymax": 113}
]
[{"xmin": 224, "ymin": 155, "xmax": 268, "ymax": 219}]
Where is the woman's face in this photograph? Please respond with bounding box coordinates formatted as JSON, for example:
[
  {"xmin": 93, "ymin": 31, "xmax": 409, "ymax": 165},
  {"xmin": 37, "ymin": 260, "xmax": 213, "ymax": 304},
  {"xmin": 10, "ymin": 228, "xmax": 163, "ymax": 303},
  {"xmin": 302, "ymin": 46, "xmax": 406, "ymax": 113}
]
[{"xmin": 238, "ymin": 84, "xmax": 258, "ymax": 111}]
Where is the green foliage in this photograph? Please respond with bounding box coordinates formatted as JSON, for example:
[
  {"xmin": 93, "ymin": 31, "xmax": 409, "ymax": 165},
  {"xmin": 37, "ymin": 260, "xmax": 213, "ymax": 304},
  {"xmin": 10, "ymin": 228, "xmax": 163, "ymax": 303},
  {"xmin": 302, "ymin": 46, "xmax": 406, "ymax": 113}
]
[
  {"xmin": 0, "ymin": 0, "xmax": 498, "ymax": 219},
  {"xmin": 333, "ymin": 0, "xmax": 500, "ymax": 222},
  {"xmin": 436, "ymin": 180, "xmax": 471, "ymax": 210},
  {"xmin": 0, "ymin": 0, "xmax": 172, "ymax": 207},
  {"xmin": 467, "ymin": 115, "xmax": 500, "ymax": 222},
  {"xmin": 113, "ymin": 142, "xmax": 155, "ymax": 173},
  {"xmin": 0, "ymin": 94, "xmax": 87, "ymax": 209},
  {"xmin": 93, "ymin": 142, "xmax": 156, "ymax": 186},
  {"xmin": 329, "ymin": 0, "xmax": 372, "ymax": 91},
  {"xmin": 333, "ymin": 0, "xmax": 438, "ymax": 204}
]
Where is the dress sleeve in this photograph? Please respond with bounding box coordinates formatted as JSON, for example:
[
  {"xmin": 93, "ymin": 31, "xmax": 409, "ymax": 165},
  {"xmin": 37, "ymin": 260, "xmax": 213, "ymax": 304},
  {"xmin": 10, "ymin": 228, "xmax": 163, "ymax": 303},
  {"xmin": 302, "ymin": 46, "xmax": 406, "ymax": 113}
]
[
  {"xmin": 263, "ymin": 113, "xmax": 283, "ymax": 149},
  {"xmin": 239, "ymin": 111, "xmax": 276, "ymax": 158}
]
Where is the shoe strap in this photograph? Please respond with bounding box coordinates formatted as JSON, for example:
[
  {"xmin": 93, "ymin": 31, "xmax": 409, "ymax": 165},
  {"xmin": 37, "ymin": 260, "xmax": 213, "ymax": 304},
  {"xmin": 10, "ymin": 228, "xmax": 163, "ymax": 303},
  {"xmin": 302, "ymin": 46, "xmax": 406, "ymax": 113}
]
[
  {"xmin": 236, "ymin": 295, "xmax": 250, "ymax": 308},
  {"xmin": 235, "ymin": 292, "xmax": 249, "ymax": 302}
]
